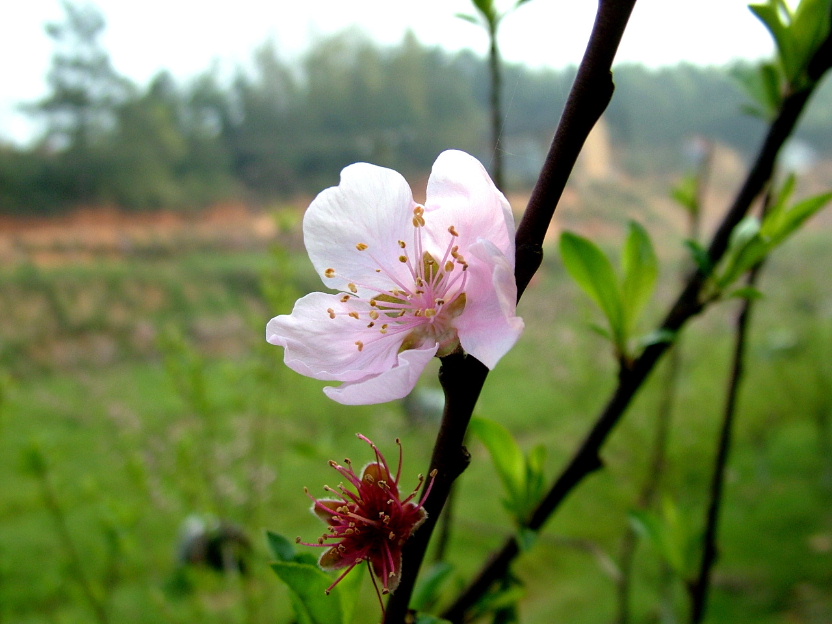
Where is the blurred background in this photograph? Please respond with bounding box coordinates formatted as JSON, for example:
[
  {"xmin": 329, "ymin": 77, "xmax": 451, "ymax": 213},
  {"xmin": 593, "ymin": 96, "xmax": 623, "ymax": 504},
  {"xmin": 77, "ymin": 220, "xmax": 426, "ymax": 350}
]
[{"xmin": 1, "ymin": 1, "xmax": 830, "ymax": 623}]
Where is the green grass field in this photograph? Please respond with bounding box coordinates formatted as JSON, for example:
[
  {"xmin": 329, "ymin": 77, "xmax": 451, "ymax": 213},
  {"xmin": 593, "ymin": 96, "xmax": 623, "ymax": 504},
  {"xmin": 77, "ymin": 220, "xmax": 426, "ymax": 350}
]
[{"xmin": 1, "ymin": 205, "xmax": 830, "ymax": 623}]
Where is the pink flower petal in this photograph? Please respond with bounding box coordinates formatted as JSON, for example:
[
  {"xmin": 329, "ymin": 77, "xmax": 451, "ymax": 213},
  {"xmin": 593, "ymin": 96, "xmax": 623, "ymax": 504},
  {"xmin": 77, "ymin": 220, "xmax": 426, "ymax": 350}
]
[
  {"xmin": 423, "ymin": 150, "xmax": 515, "ymax": 262},
  {"xmin": 323, "ymin": 345, "xmax": 437, "ymax": 405},
  {"xmin": 304, "ymin": 162, "xmax": 416, "ymax": 296},
  {"xmin": 455, "ymin": 239, "xmax": 524, "ymax": 369},
  {"xmin": 266, "ymin": 292, "xmax": 403, "ymax": 383}
]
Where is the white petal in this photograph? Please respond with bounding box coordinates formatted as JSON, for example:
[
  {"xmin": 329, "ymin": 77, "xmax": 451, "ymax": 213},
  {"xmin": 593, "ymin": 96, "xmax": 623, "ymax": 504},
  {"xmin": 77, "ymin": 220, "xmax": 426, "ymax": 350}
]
[
  {"xmin": 322, "ymin": 345, "xmax": 438, "ymax": 405},
  {"xmin": 266, "ymin": 292, "xmax": 403, "ymax": 383},
  {"xmin": 455, "ymin": 239, "xmax": 524, "ymax": 369},
  {"xmin": 423, "ymin": 150, "xmax": 515, "ymax": 263},
  {"xmin": 304, "ymin": 162, "xmax": 416, "ymax": 295}
]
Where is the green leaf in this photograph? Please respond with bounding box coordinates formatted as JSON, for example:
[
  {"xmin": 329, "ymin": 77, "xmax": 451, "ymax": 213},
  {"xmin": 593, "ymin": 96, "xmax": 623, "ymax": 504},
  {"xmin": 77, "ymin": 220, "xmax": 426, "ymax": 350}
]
[
  {"xmin": 621, "ymin": 221, "xmax": 658, "ymax": 335},
  {"xmin": 525, "ymin": 444, "xmax": 547, "ymax": 504},
  {"xmin": 337, "ymin": 564, "xmax": 365, "ymax": 624},
  {"xmin": 790, "ymin": 0, "xmax": 832, "ymax": 80},
  {"xmin": 671, "ymin": 173, "xmax": 699, "ymax": 214},
  {"xmin": 271, "ymin": 561, "xmax": 344, "ymax": 624},
  {"xmin": 630, "ymin": 509, "xmax": 684, "ymax": 577},
  {"xmin": 266, "ymin": 530, "xmax": 296, "ymax": 562},
  {"xmin": 411, "ymin": 562, "xmax": 454, "ymax": 611},
  {"xmin": 729, "ymin": 286, "xmax": 765, "ymax": 300},
  {"xmin": 560, "ymin": 231, "xmax": 625, "ymax": 348},
  {"xmin": 469, "ymin": 417, "xmax": 526, "ymax": 505},
  {"xmin": 750, "ymin": 1, "xmax": 799, "ymax": 80},
  {"xmin": 269, "ymin": 531, "xmax": 364, "ymax": 624},
  {"xmin": 763, "ymin": 190, "xmax": 832, "ymax": 246},
  {"xmin": 684, "ymin": 239, "xmax": 713, "ymax": 274}
]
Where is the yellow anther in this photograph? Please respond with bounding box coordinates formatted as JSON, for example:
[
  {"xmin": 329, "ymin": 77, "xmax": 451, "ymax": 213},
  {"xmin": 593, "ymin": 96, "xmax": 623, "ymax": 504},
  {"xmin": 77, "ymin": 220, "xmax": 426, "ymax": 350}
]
[
  {"xmin": 348, "ymin": 283, "xmax": 358, "ymax": 293},
  {"xmin": 424, "ymin": 308, "xmax": 437, "ymax": 317},
  {"xmin": 448, "ymin": 225, "xmax": 459, "ymax": 236},
  {"xmin": 414, "ymin": 205, "xmax": 424, "ymax": 216},
  {"xmin": 399, "ymin": 255, "xmax": 408, "ymax": 263},
  {"xmin": 356, "ymin": 242, "xmax": 368, "ymax": 251},
  {"xmin": 398, "ymin": 240, "xmax": 406, "ymax": 248},
  {"xmin": 367, "ymin": 322, "xmax": 375, "ymax": 328},
  {"xmin": 355, "ymin": 341, "xmax": 364, "ymax": 352},
  {"xmin": 445, "ymin": 260, "xmax": 454, "ymax": 272},
  {"xmin": 369, "ymin": 310, "xmax": 379, "ymax": 320},
  {"xmin": 348, "ymin": 311, "xmax": 360, "ymax": 319},
  {"xmin": 340, "ymin": 294, "xmax": 351, "ymax": 302},
  {"xmin": 325, "ymin": 268, "xmax": 336, "ymax": 278},
  {"xmin": 327, "ymin": 308, "xmax": 336, "ymax": 319},
  {"xmin": 370, "ymin": 299, "xmax": 378, "ymax": 307}
]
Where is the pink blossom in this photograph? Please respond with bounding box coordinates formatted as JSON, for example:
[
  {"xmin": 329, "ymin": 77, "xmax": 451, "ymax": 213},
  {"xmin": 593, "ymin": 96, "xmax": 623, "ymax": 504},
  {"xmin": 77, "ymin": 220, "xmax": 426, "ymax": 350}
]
[
  {"xmin": 266, "ymin": 150, "xmax": 523, "ymax": 404},
  {"xmin": 298, "ymin": 434, "xmax": 434, "ymax": 596}
]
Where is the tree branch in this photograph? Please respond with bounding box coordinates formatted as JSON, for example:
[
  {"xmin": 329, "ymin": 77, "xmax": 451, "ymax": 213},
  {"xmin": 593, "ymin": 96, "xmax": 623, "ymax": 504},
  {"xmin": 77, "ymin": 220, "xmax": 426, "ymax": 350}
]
[
  {"xmin": 383, "ymin": 1, "xmax": 638, "ymax": 621},
  {"xmin": 442, "ymin": 29, "xmax": 831, "ymax": 623}
]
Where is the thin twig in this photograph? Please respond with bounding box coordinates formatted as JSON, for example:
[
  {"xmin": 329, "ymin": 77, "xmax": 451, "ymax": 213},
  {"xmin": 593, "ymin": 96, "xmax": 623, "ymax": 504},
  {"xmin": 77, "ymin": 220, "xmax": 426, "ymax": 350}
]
[
  {"xmin": 616, "ymin": 145, "xmax": 711, "ymax": 624},
  {"xmin": 36, "ymin": 464, "xmax": 111, "ymax": 624},
  {"xmin": 442, "ymin": 32, "xmax": 832, "ymax": 622},
  {"xmin": 688, "ymin": 187, "xmax": 771, "ymax": 622}
]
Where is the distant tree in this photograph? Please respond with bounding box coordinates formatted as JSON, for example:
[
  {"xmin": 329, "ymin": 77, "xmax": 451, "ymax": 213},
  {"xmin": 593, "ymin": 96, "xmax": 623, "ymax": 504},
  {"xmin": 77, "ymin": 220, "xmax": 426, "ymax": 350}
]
[
  {"xmin": 28, "ymin": 0, "xmax": 131, "ymax": 203},
  {"xmin": 457, "ymin": 0, "xmax": 534, "ymax": 188}
]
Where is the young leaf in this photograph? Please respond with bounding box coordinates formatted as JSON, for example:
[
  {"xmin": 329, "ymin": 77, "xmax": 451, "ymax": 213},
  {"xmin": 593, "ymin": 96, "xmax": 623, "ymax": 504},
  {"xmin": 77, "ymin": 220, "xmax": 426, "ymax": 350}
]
[
  {"xmin": 271, "ymin": 561, "xmax": 345, "ymax": 624},
  {"xmin": 560, "ymin": 231, "xmax": 625, "ymax": 348},
  {"xmin": 729, "ymin": 286, "xmax": 765, "ymax": 300},
  {"xmin": 763, "ymin": 190, "xmax": 832, "ymax": 246},
  {"xmin": 469, "ymin": 416, "xmax": 526, "ymax": 507},
  {"xmin": 684, "ymin": 239, "xmax": 713, "ymax": 274},
  {"xmin": 671, "ymin": 173, "xmax": 699, "ymax": 214},
  {"xmin": 266, "ymin": 530, "xmax": 296, "ymax": 562},
  {"xmin": 621, "ymin": 221, "xmax": 659, "ymax": 335},
  {"xmin": 411, "ymin": 562, "xmax": 454, "ymax": 611}
]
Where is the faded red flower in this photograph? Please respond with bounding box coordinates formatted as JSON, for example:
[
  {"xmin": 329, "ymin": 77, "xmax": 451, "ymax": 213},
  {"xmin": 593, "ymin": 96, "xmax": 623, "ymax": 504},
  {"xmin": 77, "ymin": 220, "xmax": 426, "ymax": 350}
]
[{"xmin": 299, "ymin": 434, "xmax": 434, "ymax": 596}]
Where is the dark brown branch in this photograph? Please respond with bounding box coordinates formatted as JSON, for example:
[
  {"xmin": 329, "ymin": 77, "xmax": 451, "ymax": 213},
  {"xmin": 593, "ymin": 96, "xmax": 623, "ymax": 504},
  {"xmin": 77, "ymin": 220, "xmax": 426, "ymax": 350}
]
[
  {"xmin": 442, "ymin": 34, "xmax": 832, "ymax": 623},
  {"xmin": 383, "ymin": 354, "xmax": 488, "ymax": 623},
  {"xmin": 688, "ymin": 188, "xmax": 771, "ymax": 623},
  {"xmin": 383, "ymin": 3, "xmax": 638, "ymax": 622},
  {"xmin": 515, "ymin": 0, "xmax": 637, "ymax": 299}
]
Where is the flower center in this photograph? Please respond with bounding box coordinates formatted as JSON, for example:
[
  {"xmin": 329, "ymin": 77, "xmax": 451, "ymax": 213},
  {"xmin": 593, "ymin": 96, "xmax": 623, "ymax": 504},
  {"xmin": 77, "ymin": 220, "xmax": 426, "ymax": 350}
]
[{"xmin": 324, "ymin": 205, "xmax": 469, "ymax": 356}]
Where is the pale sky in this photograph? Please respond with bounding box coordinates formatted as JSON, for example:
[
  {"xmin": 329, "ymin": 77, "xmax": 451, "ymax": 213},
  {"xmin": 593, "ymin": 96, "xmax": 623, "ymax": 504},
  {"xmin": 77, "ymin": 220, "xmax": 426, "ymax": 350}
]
[{"xmin": 0, "ymin": 0, "xmax": 775, "ymax": 144}]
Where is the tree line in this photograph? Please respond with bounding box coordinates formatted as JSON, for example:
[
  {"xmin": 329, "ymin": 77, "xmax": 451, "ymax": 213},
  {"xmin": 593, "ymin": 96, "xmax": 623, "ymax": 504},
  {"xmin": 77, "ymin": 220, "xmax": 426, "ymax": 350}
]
[{"xmin": 1, "ymin": 2, "xmax": 831, "ymax": 215}]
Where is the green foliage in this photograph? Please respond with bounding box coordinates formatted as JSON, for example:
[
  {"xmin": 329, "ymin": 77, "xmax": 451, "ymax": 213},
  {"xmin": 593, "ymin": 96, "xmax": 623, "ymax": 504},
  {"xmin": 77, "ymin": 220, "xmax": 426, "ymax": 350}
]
[
  {"xmin": 560, "ymin": 222, "xmax": 658, "ymax": 359},
  {"xmin": 629, "ymin": 498, "xmax": 700, "ymax": 581},
  {"xmin": 671, "ymin": 172, "xmax": 701, "ymax": 217},
  {"xmin": 750, "ymin": 0, "xmax": 832, "ymax": 89},
  {"xmin": 715, "ymin": 177, "xmax": 832, "ymax": 289},
  {"xmin": 732, "ymin": 61, "xmax": 784, "ymax": 119},
  {"xmin": 411, "ymin": 562, "xmax": 455, "ymax": 611},
  {"xmin": 469, "ymin": 416, "xmax": 547, "ymax": 528},
  {"xmin": 2, "ymin": 230, "xmax": 832, "ymax": 621},
  {"xmin": 267, "ymin": 531, "xmax": 365, "ymax": 624}
]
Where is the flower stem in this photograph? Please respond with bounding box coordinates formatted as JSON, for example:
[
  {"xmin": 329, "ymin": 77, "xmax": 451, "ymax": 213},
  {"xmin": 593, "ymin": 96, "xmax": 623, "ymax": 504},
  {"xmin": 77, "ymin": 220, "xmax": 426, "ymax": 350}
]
[{"xmin": 383, "ymin": 353, "xmax": 488, "ymax": 623}]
